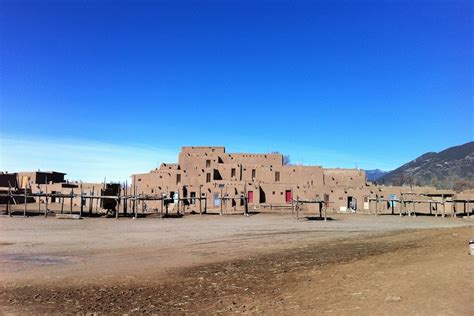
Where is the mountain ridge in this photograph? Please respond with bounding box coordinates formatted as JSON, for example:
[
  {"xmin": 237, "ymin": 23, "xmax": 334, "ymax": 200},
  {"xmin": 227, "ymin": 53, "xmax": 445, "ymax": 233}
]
[{"xmin": 377, "ymin": 141, "xmax": 474, "ymax": 191}]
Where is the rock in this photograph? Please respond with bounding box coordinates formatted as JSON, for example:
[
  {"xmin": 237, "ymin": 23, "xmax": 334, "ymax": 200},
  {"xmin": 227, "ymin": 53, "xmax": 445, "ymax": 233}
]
[{"xmin": 384, "ymin": 295, "xmax": 401, "ymax": 302}]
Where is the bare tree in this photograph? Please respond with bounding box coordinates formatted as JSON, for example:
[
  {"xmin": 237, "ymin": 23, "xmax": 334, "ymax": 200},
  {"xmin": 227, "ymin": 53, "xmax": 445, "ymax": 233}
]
[{"xmin": 453, "ymin": 178, "xmax": 474, "ymax": 192}]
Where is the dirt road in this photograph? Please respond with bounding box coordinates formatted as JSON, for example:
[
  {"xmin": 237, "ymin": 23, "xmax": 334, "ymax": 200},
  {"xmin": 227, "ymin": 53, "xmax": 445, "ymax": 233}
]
[{"xmin": 1, "ymin": 213, "xmax": 473, "ymax": 314}]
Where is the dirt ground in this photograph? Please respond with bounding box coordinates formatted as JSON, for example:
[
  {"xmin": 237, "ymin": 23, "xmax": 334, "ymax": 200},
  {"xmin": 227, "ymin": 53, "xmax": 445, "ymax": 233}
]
[{"xmin": 0, "ymin": 212, "xmax": 473, "ymax": 315}]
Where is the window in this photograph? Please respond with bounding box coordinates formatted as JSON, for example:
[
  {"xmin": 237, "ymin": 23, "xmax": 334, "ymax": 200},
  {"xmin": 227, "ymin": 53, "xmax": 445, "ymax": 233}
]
[
  {"xmin": 275, "ymin": 171, "xmax": 280, "ymax": 182},
  {"xmin": 206, "ymin": 173, "xmax": 211, "ymax": 183},
  {"xmin": 176, "ymin": 174, "xmax": 181, "ymax": 184},
  {"xmin": 206, "ymin": 160, "xmax": 211, "ymax": 168},
  {"xmin": 190, "ymin": 192, "xmax": 196, "ymax": 204},
  {"xmin": 252, "ymin": 169, "xmax": 256, "ymax": 179},
  {"xmin": 231, "ymin": 168, "xmax": 236, "ymax": 178}
]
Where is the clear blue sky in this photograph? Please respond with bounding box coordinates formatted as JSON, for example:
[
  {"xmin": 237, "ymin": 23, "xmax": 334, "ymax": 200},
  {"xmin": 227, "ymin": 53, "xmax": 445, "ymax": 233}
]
[{"xmin": 0, "ymin": 0, "xmax": 472, "ymax": 182}]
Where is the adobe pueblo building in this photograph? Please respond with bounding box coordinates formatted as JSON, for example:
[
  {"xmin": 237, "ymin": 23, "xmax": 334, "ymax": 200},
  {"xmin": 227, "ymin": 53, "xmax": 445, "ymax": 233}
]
[
  {"xmin": 132, "ymin": 146, "xmax": 368, "ymax": 213},
  {"xmin": 1, "ymin": 146, "xmax": 472, "ymax": 218}
]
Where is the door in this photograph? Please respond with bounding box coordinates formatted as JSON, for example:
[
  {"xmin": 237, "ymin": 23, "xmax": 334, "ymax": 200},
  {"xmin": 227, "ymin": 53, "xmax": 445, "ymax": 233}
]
[
  {"xmin": 347, "ymin": 197, "xmax": 357, "ymax": 211},
  {"xmin": 285, "ymin": 190, "xmax": 292, "ymax": 203},
  {"xmin": 248, "ymin": 191, "xmax": 254, "ymax": 204}
]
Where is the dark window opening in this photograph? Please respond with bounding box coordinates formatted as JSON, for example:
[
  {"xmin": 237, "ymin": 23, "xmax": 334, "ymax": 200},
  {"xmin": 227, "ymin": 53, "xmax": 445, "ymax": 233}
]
[
  {"xmin": 275, "ymin": 172, "xmax": 280, "ymax": 182},
  {"xmin": 213, "ymin": 169, "xmax": 222, "ymax": 180}
]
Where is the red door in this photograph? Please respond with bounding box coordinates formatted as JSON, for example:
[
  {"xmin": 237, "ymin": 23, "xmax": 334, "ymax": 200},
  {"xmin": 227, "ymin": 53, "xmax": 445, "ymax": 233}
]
[
  {"xmin": 248, "ymin": 191, "xmax": 254, "ymax": 204},
  {"xmin": 285, "ymin": 190, "xmax": 292, "ymax": 203}
]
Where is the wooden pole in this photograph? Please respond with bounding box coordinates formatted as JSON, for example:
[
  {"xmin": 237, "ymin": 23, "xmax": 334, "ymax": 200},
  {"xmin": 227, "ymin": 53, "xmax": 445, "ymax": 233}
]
[
  {"xmin": 116, "ymin": 187, "xmax": 120, "ymax": 219},
  {"xmin": 160, "ymin": 196, "xmax": 164, "ymax": 218},
  {"xmin": 89, "ymin": 187, "xmax": 94, "ymax": 216},
  {"xmin": 70, "ymin": 188, "xmax": 73, "ymax": 214},
  {"xmin": 133, "ymin": 176, "xmax": 136, "ymax": 215},
  {"xmin": 37, "ymin": 189, "xmax": 41, "ymax": 215},
  {"xmin": 61, "ymin": 193, "xmax": 65, "ymax": 214},
  {"xmin": 177, "ymin": 188, "xmax": 180, "ymax": 216},
  {"xmin": 204, "ymin": 193, "xmax": 207, "ymax": 214},
  {"xmin": 7, "ymin": 184, "xmax": 11, "ymax": 217},
  {"xmin": 291, "ymin": 194, "xmax": 294, "ymax": 217},
  {"xmin": 23, "ymin": 187, "xmax": 27, "ymax": 217},
  {"xmin": 134, "ymin": 195, "xmax": 138, "ymax": 219},
  {"xmin": 80, "ymin": 184, "xmax": 84, "ymax": 218},
  {"xmin": 442, "ymin": 195, "xmax": 446, "ymax": 217},
  {"xmin": 219, "ymin": 187, "xmax": 223, "ymax": 215},
  {"xmin": 324, "ymin": 202, "xmax": 327, "ymax": 222},
  {"xmin": 124, "ymin": 181, "xmax": 128, "ymax": 215},
  {"xmin": 291, "ymin": 197, "xmax": 296, "ymax": 219},
  {"xmin": 296, "ymin": 197, "xmax": 299, "ymax": 220},
  {"xmin": 45, "ymin": 182, "xmax": 48, "ymax": 218},
  {"xmin": 95, "ymin": 189, "xmax": 99, "ymax": 212},
  {"xmin": 224, "ymin": 196, "xmax": 227, "ymax": 216},
  {"xmin": 199, "ymin": 187, "xmax": 202, "ymax": 215},
  {"xmin": 244, "ymin": 196, "xmax": 248, "ymax": 216},
  {"xmin": 399, "ymin": 196, "xmax": 403, "ymax": 216},
  {"xmin": 375, "ymin": 197, "xmax": 378, "ymax": 216}
]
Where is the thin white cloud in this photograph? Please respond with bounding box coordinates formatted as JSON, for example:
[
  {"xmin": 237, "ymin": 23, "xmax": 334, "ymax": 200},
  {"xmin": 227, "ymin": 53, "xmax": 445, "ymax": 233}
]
[{"xmin": 0, "ymin": 135, "xmax": 178, "ymax": 183}]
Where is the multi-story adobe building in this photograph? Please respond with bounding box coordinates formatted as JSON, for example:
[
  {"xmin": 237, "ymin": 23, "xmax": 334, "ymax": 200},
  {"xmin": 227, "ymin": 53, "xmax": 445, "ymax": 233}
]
[
  {"xmin": 132, "ymin": 146, "xmax": 370, "ymax": 212},
  {"xmin": 2, "ymin": 147, "xmax": 471, "ymax": 216}
]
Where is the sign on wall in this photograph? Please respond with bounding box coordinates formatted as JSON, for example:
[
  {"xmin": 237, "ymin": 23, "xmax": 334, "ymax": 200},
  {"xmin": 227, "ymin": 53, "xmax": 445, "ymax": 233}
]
[{"xmin": 389, "ymin": 194, "xmax": 396, "ymax": 207}]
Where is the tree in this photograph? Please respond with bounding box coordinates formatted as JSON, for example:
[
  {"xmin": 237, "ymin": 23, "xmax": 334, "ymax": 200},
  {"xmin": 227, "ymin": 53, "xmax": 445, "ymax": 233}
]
[{"xmin": 453, "ymin": 178, "xmax": 474, "ymax": 192}]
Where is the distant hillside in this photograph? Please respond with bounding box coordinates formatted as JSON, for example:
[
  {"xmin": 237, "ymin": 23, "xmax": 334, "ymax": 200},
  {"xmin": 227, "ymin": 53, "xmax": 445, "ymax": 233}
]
[
  {"xmin": 377, "ymin": 141, "xmax": 474, "ymax": 191},
  {"xmin": 365, "ymin": 169, "xmax": 388, "ymax": 182}
]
